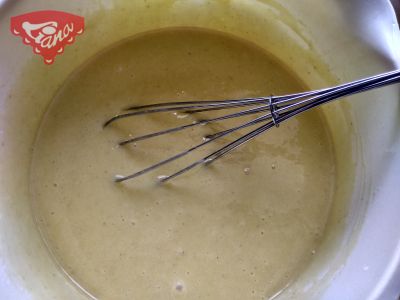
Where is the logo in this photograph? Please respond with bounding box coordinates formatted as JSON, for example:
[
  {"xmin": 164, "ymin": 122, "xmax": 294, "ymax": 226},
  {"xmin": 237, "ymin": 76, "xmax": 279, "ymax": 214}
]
[{"xmin": 10, "ymin": 10, "xmax": 84, "ymax": 65}]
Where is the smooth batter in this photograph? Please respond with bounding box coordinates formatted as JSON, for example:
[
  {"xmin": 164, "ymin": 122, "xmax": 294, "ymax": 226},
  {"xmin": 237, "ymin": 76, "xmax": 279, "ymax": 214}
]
[{"xmin": 30, "ymin": 29, "xmax": 336, "ymax": 299}]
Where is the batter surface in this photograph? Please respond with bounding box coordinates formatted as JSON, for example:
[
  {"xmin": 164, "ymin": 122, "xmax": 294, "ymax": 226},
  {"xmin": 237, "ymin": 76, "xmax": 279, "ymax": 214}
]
[{"xmin": 30, "ymin": 28, "xmax": 336, "ymax": 299}]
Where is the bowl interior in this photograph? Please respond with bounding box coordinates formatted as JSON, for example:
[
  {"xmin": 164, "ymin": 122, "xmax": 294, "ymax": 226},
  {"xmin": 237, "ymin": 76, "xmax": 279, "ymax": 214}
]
[{"xmin": 0, "ymin": 1, "xmax": 399, "ymax": 299}]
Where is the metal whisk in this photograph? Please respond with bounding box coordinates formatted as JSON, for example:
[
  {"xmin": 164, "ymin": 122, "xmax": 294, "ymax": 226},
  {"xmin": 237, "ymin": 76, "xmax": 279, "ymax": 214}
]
[{"xmin": 104, "ymin": 69, "xmax": 400, "ymax": 183}]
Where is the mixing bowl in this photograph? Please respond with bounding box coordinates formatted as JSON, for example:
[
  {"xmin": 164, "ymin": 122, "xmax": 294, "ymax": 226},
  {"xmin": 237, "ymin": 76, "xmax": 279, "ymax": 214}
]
[{"xmin": 0, "ymin": 0, "xmax": 399, "ymax": 299}]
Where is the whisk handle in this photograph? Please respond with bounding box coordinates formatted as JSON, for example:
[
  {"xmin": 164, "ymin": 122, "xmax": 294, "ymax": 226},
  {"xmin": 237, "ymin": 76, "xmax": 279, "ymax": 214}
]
[{"xmin": 275, "ymin": 69, "xmax": 400, "ymax": 124}]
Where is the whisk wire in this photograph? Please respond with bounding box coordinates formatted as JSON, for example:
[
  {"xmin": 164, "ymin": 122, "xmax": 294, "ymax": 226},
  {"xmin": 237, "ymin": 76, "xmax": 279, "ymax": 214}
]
[{"xmin": 105, "ymin": 69, "xmax": 400, "ymax": 183}]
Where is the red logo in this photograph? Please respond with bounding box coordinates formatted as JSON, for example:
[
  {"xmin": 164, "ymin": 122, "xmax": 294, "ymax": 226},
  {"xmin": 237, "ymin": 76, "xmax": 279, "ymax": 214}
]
[{"xmin": 10, "ymin": 10, "xmax": 84, "ymax": 65}]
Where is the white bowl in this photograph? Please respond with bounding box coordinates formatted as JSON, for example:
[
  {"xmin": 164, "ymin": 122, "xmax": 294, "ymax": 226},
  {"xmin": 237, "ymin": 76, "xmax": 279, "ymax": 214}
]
[{"xmin": 0, "ymin": 0, "xmax": 399, "ymax": 299}]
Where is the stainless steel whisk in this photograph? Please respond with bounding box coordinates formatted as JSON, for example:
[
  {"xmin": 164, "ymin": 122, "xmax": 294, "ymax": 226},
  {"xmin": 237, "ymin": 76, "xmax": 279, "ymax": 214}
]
[{"xmin": 104, "ymin": 69, "xmax": 400, "ymax": 183}]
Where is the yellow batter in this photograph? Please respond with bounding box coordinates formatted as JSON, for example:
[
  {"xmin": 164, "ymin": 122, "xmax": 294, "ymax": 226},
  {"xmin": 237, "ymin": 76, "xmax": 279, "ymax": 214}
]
[{"xmin": 30, "ymin": 28, "xmax": 336, "ymax": 299}]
